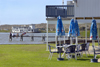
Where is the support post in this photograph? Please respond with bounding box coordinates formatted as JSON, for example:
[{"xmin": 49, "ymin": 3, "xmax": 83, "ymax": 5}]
[
  {"xmin": 70, "ymin": 37, "xmax": 73, "ymax": 45},
  {"xmin": 85, "ymin": 23, "xmax": 87, "ymax": 43},
  {"xmin": 46, "ymin": 21, "xmax": 48, "ymax": 51},
  {"xmin": 55, "ymin": 36, "xmax": 57, "ymax": 48},
  {"xmin": 91, "ymin": 40, "xmax": 98, "ymax": 62},
  {"xmin": 76, "ymin": 37, "xmax": 78, "ymax": 45},
  {"xmin": 57, "ymin": 36, "xmax": 64, "ymax": 61},
  {"xmin": 98, "ymin": 24, "xmax": 100, "ymax": 46},
  {"xmin": 64, "ymin": 36, "xmax": 65, "ymax": 44}
]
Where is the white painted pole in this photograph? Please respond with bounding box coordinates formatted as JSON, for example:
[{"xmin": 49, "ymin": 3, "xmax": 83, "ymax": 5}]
[
  {"xmin": 59, "ymin": 36, "xmax": 61, "ymax": 58},
  {"xmin": 70, "ymin": 37, "xmax": 73, "ymax": 45},
  {"xmin": 59, "ymin": 36, "xmax": 61, "ymax": 46},
  {"xmin": 64, "ymin": 36, "xmax": 65, "ymax": 44},
  {"xmin": 92, "ymin": 40, "xmax": 95, "ymax": 50},
  {"xmin": 74, "ymin": 1, "xmax": 76, "ymax": 45},
  {"xmin": 92, "ymin": 40, "xmax": 95, "ymax": 58},
  {"xmin": 46, "ymin": 21, "xmax": 48, "ymax": 51},
  {"xmin": 55, "ymin": 36, "xmax": 57, "ymax": 48},
  {"xmin": 76, "ymin": 37, "xmax": 78, "ymax": 45},
  {"xmin": 98, "ymin": 24, "xmax": 100, "ymax": 47},
  {"xmin": 64, "ymin": 25, "xmax": 65, "ymax": 44},
  {"xmin": 92, "ymin": 40, "xmax": 95, "ymax": 46},
  {"xmin": 85, "ymin": 23, "xmax": 87, "ymax": 43},
  {"xmin": 55, "ymin": 24, "xmax": 57, "ymax": 47}
]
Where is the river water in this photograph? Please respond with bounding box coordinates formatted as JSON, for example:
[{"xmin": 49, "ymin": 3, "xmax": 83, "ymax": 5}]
[{"xmin": 0, "ymin": 33, "xmax": 68, "ymax": 44}]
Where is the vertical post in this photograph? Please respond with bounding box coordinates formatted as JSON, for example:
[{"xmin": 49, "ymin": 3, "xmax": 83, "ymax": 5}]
[
  {"xmin": 55, "ymin": 36, "xmax": 57, "ymax": 48},
  {"xmin": 64, "ymin": 26, "xmax": 65, "ymax": 44},
  {"xmin": 74, "ymin": 1, "xmax": 76, "ymax": 45},
  {"xmin": 76, "ymin": 37, "xmax": 78, "ymax": 45},
  {"xmin": 46, "ymin": 21, "xmax": 48, "ymax": 51},
  {"xmin": 98, "ymin": 24, "xmax": 100, "ymax": 46},
  {"xmin": 64, "ymin": 36, "xmax": 65, "ymax": 44},
  {"xmin": 55, "ymin": 23, "xmax": 58, "ymax": 47},
  {"xmin": 59, "ymin": 36, "xmax": 61, "ymax": 58},
  {"xmin": 85, "ymin": 23, "xmax": 87, "ymax": 43},
  {"xmin": 92, "ymin": 40, "xmax": 95, "ymax": 59},
  {"xmin": 92, "ymin": 40, "xmax": 95, "ymax": 48},
  {"xmin": 91, "ymin": 40, "xmax": 98, "ymax": 62},
  {"xmin": 70, "ymin": 37, "xmax": 73, "ymax": 45}
]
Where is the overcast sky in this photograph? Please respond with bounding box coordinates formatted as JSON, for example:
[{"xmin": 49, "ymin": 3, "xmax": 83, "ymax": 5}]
[{"xmin": 0, "ymin": 0, "xmax": 72, "ymax": 25}]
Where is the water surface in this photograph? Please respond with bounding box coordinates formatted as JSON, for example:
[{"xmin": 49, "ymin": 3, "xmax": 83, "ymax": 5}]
[{"xmin": 0, "ymin": 33, "xmax": 67, "ymax": 44}]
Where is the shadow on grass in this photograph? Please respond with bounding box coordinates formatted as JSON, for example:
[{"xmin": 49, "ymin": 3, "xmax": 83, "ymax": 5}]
[
  {"xmin": 88, "ymin": 55, "xmax": 100, "ymax": 58},
  {"xmin": 77, "ymin": 59, "xmax": 90, "ymax": 61},
  {"xmin": 63, "ymin": 59, "xmax": 68, "ymax": 61},
  {"xmin": 88, "ymin": 56, "xmax": 94, "ymax": 58},
  {"xmin": 76, "ymin": 56, "xmax": 94, "ymax": 61}
]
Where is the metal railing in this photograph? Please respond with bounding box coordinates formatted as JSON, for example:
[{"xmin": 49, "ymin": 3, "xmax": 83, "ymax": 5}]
[{"xmin": 46, "ymin": 5, "xmax": 74, "ymax": 18}]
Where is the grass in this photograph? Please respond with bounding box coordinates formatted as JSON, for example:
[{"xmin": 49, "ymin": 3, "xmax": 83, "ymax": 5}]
[
  {"xmin": 0, "ymin": 30, "xmax": 11, "ymax": 32},
  {"xmin": 79, "ymin": 30, "xmax": 90, "ymax": 38},
  {"xmin": 0, "ymin": 44, "xmax": 100, "ymax": 67}
]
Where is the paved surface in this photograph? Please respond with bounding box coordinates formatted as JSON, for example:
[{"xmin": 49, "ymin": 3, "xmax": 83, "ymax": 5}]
[
  {"xmin": 51, "ymin": 46, "xmax": 100, "ymax": 54},
  {"xmin": 89, "ymin": 46, "xmax": 100, "ymax": 54}
]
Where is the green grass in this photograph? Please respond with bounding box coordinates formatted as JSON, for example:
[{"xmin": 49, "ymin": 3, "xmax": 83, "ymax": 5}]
[
  {"xmin": 40, "ymin": 30, "xmax": 55, "ymax": 33},
  {"xmin": 79, "ymin": 30, "xmax": 90, "ymax": 38},
  {"xmin": 0, "ymin": 30, "xmax": 11, "ymax": 32},
  {"xmin": 90, "ymin": 43, "xmax": 99, "ymax": 46},
  {"xmin": 0, "ymin": 44, "xmax": 100, "ymax": 67}
]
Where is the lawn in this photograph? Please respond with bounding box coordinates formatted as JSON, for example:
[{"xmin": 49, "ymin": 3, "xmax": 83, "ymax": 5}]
[
  {"xmin": 0, "ymin": 44, "xmax": 100, "ymax": 67},
  {"xmin": 0, "ymin": 30, "xmax": 11, "ymax": 32}
]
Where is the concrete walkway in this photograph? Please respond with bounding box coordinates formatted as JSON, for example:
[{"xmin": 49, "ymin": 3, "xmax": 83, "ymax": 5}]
[
  {"xmin": 89, "ymin": 46, "xmax": 100, "ymax": 54},
  {"xmin": 51, "ymin": 46, "xmax": 100, "ymax": 54}
]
